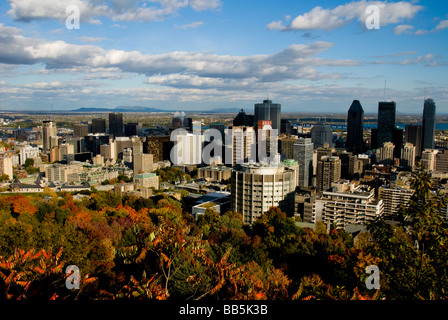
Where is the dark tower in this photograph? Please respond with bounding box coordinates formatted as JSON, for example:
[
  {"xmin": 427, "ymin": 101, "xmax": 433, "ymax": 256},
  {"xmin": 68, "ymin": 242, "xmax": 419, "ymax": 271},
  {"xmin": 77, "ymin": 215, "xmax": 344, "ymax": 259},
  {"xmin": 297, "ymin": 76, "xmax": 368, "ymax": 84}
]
[
  {"xmin": 376, "ymin": 101, "xmax": 396, "ymax": 148},
  {"xmin": 422, "ymin": 98, "xmax": 436, "ymax": 151},
  {"xmin": 254, "ymin": 99, "xmax": 281, "ymax": 131},
  {"xmin": 109, "ymin": 112, "xmax": 123, "ymax": 139},
  {"xmin": 346, "ymin": 100, "xmax": 364, "ymax": 153}
]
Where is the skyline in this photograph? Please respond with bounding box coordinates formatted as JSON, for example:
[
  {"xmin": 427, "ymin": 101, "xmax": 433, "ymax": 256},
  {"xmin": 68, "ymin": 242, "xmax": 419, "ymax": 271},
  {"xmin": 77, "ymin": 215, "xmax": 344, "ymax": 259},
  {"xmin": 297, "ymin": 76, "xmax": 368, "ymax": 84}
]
[{"xmin": 0, "ymin": 0, "xmax": 447, "ymax": 113}]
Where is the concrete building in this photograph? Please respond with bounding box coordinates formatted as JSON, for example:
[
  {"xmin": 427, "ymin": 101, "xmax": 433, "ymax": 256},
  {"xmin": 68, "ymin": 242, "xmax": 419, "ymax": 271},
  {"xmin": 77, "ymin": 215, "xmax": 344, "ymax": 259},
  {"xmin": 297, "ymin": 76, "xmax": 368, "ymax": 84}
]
[
  {"xmin": 231, "ymin": 161, "xmax": 299, "ymax": 225},
  {"xmin": 279, "ymin": 135, "xmax": 298, "ymax": 160},
  {"xmin": 422, "ymin": 149, "xmax": 439, "ymax": 171},
  {"xmin": 73, "ymin": 123, "xmax": 89, "ymax": 138},
  {"xmin": 316, "ymin": 156, "xmax": 341, "ymax": 192},
  {"xmin": 19, "ymin": 145, "xmax": 40, "ymax": 165},
  {"xmin": 42, "ymin": 120, "xmax": 57, "ymax": 152},
  {"xmin": 378, "ymin": 185, "xmax": 415, "ymax": 219},
  {"xmin": 401, "ymin": 142, "xmax": 416, "ymax": 169},
  {"xmin": 197, "ymin": 165, "xmax": 232, "ymax": 182},
  {"xmin": 134, "ymin": 172, "xmax": 159, "ymax": 189},
  {"xmin": 293, "ymin": 137, "xmax": 314, "ymax": 187},
  {"xmin": 435, "ymin": 150, "xmax": 448, "ymax": 173},
  {"xmin": 316, "ymin": 181, "xmax": 384, "ymax": 229},
  {"xmin": 225, "ymin": 126, "xmax": 256, "ymax": 166},
  {"xmin": 133, "ymin": 153, "xmax": 154, "ymax": 175},
  {"xmin": 377, "ymin": 142, "xmax": 395, "ymax": 166}
]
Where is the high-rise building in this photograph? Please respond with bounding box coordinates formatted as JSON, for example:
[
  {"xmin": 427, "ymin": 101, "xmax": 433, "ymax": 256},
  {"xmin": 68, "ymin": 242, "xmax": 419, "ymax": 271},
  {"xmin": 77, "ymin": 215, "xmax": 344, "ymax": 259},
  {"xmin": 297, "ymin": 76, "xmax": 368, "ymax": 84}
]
[
  {"xmin": 401, "ymin": 143, "xmax": 416, "ymax": 169},
  {"xmin": 311, "ymin": 121, "xmax": 333, "ymax": 149},
  {"xmin": 346, "ymin": 100, "xmax": 364, "ymax": 153},
  {"xmin": 124, "ymin": 122, "xmax": 143, "ymax": 137},
  {"xmin": 231, "ymin": 161, "xmax": 299, "ymax": 225},
  {"xmin": 133, "ymin": 153, "xmax": 154, "ymax": 175},
  {"xmin": 376, "ymin": 101, "xmax": 396, "ymax": 148},
  {"xmin": 109, "ymin": 112, "xmax": 124, "ymax": 138},
  {"xmin": 233, "ymin": 109, "xmax": 254, "ymax": 127},
  {"xmin": 379, "ymin": 185, "xmax": 414, "ymax": 219},
  {"xmin": 279, "ymin": 135, "xmax": 298, "ymax": 160},
  {"xmin": 225, "ymin": 126, "xmax": 256, "ymax": 166},
  {"xmin": 293, "ymin": 137, "xmax": 314, "ymax": 187},
  {"xmin": 73, "ymin": 123, "xmax": 89, "ymax": 138},
  {"xmin": 91, "ymin": 118, "xmax": 106, "ymax": 134},
  {"xmin": 315, "ymin": 181, "xmax": 384, "ymax": 229},
  {"xmin": 404, "ymin": 124, "xmax": 422, "ymax": 158},
  {"xmin": 377, "ymin": 142, "xmax": 395, "ymax": 166},
  {"xmin": 422, "ymin": 98, "xmax": 436, "ymax": 151},
  {"xmin": 316, "ymin": 156, "xmax": 341, "ymax": 192},
  {"xmin": 42, "ymin": 120, "xmax": 57, "ymax": 152},
  {"xmin": 254, "ymin": 99, "xmax": 281, "ymax": 131},
  {"xmin": 435, "ymin": 150, "xmax": 448, "ymax": 173},
  {"xmin": 421, "ymin": 149, "xmax": 438, "ymax": 171}
]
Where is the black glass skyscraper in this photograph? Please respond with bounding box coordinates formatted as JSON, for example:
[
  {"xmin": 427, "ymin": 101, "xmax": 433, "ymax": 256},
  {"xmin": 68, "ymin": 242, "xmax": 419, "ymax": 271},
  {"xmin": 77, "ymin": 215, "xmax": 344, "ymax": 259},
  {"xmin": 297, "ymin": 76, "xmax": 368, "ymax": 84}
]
[
  {"xmin": 376, "ymin": 101, "xmax": 396, "ymax": 148},
  {"xmin": 346, "ymin": 100, "xmax": 364, "ymax": 153},
  {"xmin": 109, "ymin": 112, "xmax": 123, "ymax": 139},
  {"xmin": 422, "ymin": 98, "xmax": 436, "ymax": 151},
  {"xmin": 254, "ymin": 99, "xmax": 281, "ymax": 131}
]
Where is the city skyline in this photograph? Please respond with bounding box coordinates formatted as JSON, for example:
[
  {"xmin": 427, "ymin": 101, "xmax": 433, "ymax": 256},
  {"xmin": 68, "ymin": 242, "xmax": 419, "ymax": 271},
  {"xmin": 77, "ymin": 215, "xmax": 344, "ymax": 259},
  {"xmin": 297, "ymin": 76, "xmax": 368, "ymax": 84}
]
[{"xmin": 0, "ymin": 1, "xmax": 447, "ymax": 113}]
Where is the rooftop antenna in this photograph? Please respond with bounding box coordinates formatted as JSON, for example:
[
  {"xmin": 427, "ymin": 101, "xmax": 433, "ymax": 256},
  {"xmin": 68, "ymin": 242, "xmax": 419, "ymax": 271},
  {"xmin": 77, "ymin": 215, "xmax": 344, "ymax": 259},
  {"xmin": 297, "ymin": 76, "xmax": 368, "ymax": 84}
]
[{"xmin": 383, "ymin": 80, "xmax": 387, "ymax": 101}]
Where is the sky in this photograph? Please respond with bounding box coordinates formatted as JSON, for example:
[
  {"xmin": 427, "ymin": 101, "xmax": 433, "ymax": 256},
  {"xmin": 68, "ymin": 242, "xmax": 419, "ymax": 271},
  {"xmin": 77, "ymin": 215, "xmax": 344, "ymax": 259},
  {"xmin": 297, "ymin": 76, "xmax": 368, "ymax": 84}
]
[{"xmin": 0, "ymin": 0, "xmax": 447, "ymax": 114}]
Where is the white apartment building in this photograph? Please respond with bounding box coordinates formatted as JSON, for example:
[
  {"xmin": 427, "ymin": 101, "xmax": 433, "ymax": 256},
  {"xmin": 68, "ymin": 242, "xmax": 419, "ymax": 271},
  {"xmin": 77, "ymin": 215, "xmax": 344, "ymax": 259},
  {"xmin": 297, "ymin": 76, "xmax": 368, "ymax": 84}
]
[
  {"xmin": 231, "ymin": 161, "xmax": 299, "ymax": 225},
  {"xmin": 314, "ymin": 181, "xmax": 384, "ymax": 229}
]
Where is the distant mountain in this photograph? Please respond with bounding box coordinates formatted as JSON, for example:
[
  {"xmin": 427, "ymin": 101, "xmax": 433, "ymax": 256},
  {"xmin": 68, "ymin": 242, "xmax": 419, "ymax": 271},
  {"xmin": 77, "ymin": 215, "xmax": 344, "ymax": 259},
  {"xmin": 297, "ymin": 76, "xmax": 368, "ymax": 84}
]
[{"xmin": 70, "ymin": 106, "xmax": 242, "ymax": 113}]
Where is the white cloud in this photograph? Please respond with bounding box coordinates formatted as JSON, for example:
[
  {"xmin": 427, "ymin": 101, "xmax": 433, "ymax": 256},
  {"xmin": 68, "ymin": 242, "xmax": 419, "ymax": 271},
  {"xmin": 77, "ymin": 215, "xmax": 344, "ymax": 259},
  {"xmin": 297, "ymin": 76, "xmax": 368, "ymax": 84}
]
[
  {"xmin": 415, "ymin": 19, "xmax": 448, "ymax": 35},
  {"xmin": 393, "ymin": 25, "xmax": 414, "ymax": 35},
  {"xmin": 267, "ymin": 1, "xmax": 423, "ymax": 31},
  {"xmin": 6, "ymin": 0, "xmax": 222, "ymax": 23},
  {"xmin": 175, "ymin": 21, "xmax": 204, "ymax": 29}
]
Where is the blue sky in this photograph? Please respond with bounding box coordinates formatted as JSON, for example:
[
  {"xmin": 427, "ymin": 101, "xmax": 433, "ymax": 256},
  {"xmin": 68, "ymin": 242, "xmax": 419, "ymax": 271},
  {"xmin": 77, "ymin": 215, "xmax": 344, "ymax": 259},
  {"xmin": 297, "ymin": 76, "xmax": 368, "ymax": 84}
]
[{"xmin": 0, "ymin": 0, "xmax": 447, "ymax": 114}]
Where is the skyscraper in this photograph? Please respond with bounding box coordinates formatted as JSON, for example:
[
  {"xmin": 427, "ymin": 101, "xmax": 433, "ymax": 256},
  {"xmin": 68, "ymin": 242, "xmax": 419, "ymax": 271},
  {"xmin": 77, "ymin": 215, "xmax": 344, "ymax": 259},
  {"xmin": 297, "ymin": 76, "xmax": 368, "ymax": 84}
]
[
  {"xmin": 316, "ymin": 156, "xmax": 341, "ymax": 192},
  {"xmin": 346, "ymin": 100, "xmax": 364, "ymax": 153},
  {"xmin": 311, "ymin": 121, "xmax": 333, "ymax": 149},
  {"xmin": 404, "ymin": 124, "xmax": 422, "ymax": 158},
  {"xmin": 254, "ymin": 99, "xmax": 281, "ymax": 131},
  {"xmin": 422, "ymin": 98, "xmax": 436, "ymax": 151},
  {"xmin": 42, "ymin": 120, "xmax": 57, "ymax": 152},
  {"xmin": 109, "ymin": 112, "xmax": 123, "ymax": 138},
  {"xmin": 401, "ymin": 142, "xmax": 416, "ymax": 169},
  {"xmin": 233, "ymin": 109, "xmax": 254, "ymax": 127},
  {"xmin": 293, "ymin": 137, "xmax": 314, "ymax": 187},
  {"xmin": 376, "ymin": 101, "xmax": 396, "ymax": 148},
  {"xmin": 73, "ymin": 123, "xmax": 89, "ymax": 138},
  {"xmin": 92, "ymin": 118, "xmax": 106, "ymax": 134}
]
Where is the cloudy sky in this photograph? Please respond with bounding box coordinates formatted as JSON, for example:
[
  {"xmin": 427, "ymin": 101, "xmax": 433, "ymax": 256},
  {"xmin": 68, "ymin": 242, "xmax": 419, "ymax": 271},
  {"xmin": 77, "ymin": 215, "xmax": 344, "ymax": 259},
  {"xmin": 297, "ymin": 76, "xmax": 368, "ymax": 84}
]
[{"xmin": 0, "ymin": 0, "xmax": 447, "ymax": 113}]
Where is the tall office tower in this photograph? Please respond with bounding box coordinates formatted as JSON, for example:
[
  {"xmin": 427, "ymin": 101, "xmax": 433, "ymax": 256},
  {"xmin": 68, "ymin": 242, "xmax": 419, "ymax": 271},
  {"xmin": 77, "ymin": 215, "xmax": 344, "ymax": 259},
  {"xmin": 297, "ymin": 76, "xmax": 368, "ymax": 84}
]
[
  {"xmin": 422, "ymin": 98, "xmax": 436, "ymax": 151},
  {"xmin": 421, "ymin": 149, "xmax": 438, "ymax": 171},
  {"xmin": 73, "ymin": 123, "xmax": 89, "ymax": 138},
  {"xmin": 231, "ymin": 161, "xmax": 299, "ymax": 225},
  {"xmin": 436, "ymin": 151, "xmax": 448, "ymax": 173},
  {"xmin": 338, "ymin": 151, "xmax": 355, "ymax": 180},
  {"xmin": 376, "ymin": 101, "xmax": 396, "ymax": 148},
  {"xmin": 133, "ymin": 153, "xmax": 154, "ymax": 175},
  {"xmin": 279, "ymin": 135, "xmax": 298, "ymax": 160},
  {"xmin": 311, "ymin": 121, "xmax": 333, "ymax": 149},
  {"xmin": 42, "ymin": 120, "xmax": 57, "ymax": 152},
  {"xmin": 124, "ymin": 122, "xmax": 142, "ymax": 137},
  {"xmin": 393, "ymin": 128, "xmax": 403, "ymax": 159},
  {"xmin": 233, "ymin": 109, "xmax": 254, "ymax": 127},
  {"xmin": 404, "ymin": 124, "xmax": 422, "ymax": 158},
  {"xmin": 92, "ymin": 118, "xmax": 106, "ymax": 134},
  {"xmin": 293, "ymin": 137, "xmax": 314, "ymax": 187},
  {"xmin": 225, "ymin": 126, "xmax": 256, "ymax": 166},
  {"xmin": 401, "ymin": 142, "xmax": 416, "ymax": 169},
  {"xmin": 316, "ymin": 156, "xmax": 341, "ymax": 192},
  {"xmin": 280, "ymin": 119, "xmax": 292, "ymax": 135},
  {"xmin": 346, "ymin": 100, "xmax": 364, "ymax": 153},
  {"xmin": 109, "ymin": 112, "xmax": 123, "ymax": 138},
  {"xmin": 254, "ymin": 99, "xmax": 281, "ymax": 131},
  {"xmin": 377, "ymin": 142, "xmax": 395, "ymax": 166}
]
